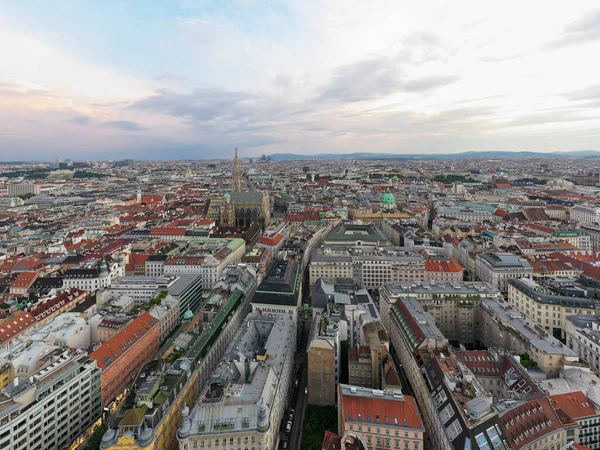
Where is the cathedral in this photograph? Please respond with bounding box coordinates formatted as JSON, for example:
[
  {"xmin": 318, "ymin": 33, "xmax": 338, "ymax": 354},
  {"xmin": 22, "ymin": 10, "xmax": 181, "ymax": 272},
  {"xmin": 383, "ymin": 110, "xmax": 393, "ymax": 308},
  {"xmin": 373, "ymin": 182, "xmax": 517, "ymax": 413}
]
[{"xmin": 208, "ymin": 149, "xmax": 271, "ymax": 228}]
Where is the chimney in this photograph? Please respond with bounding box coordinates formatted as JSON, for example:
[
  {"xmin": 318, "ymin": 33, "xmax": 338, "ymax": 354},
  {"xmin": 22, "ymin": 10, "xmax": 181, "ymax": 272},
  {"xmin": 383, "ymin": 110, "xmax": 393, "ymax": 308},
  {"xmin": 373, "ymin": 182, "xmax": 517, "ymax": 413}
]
[{"xmin": 13, "ymin": 378, "xmax": 19, "ymax": 387}]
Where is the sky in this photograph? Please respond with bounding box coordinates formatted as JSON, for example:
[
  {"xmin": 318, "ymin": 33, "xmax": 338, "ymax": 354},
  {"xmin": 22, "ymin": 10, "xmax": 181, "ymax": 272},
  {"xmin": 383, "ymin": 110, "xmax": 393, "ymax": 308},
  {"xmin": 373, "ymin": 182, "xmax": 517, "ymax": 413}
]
[{"xmin": 1, "ymin": 1, "xmax": 600, "ymax": 161}]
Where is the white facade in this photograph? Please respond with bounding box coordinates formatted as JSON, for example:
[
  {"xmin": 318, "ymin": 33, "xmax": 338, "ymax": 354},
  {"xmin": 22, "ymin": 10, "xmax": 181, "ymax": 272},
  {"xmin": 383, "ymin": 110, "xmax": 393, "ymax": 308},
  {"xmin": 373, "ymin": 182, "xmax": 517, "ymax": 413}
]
[
  {"xmin": 0, "ymin": 351, "xmax": 102, "ymax": 450},
  {"xmin": 178, "ymin": 313, "xmax": 296, "ymax": 450},
  {"xmin": 572, "ymin": 205, "xmax": 600, "ymax": 225},
  {"xmin": 7, "ymin": 183, "xmax": 41, "ymax": 197}
]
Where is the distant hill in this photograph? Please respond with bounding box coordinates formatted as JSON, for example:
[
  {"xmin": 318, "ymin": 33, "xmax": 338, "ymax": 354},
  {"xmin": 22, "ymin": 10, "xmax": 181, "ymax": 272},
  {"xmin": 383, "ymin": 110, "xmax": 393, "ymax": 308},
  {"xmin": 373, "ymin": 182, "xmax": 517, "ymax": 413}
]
[{"xmin": 267, "ymin": 150, "xmax": 600, "ymax": 160}]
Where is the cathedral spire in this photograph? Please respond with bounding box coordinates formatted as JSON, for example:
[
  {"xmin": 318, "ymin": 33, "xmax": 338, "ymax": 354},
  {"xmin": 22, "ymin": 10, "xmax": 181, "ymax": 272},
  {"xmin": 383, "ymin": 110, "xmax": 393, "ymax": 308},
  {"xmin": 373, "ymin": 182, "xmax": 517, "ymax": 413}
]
[{"xmin": 232, "ymin": 147, "xmax": 242, "ymax": 192}]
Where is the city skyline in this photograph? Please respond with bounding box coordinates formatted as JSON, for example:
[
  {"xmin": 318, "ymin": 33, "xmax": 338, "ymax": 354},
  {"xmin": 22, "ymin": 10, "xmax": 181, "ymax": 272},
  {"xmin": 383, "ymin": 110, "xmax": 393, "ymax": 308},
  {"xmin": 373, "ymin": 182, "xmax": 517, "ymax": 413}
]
[{"xmin": 2, "ymin": 1, "xmax": 600, "ymax": 160}]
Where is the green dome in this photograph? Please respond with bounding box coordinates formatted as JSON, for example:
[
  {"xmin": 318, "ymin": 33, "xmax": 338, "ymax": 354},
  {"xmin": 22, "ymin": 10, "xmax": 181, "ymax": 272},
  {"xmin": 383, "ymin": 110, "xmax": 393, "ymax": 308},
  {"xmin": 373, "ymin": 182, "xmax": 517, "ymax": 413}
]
[
  {"xmin": 381, "ymin": 192, "xmax": 396, "ymax": 206},
  {"xmin": 183, "ymin": 310, "xmax": 194, "ymax": 320},
  {"xmin": 392, "ymin": 175, "xmax": 399, "ymax": 181},
  {"xmin": 223, "ymin": 193, "xmax": 231, "ymax": 199}
]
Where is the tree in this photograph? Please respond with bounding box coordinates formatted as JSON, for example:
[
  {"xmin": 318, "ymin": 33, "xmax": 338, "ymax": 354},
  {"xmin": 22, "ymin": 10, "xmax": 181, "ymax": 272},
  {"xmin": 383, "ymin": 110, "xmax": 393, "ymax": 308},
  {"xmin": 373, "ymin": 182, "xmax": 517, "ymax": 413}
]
[
  {"xmin": 88, "ymin": 421, "xmax": 108, "ymax": 450},
  {"xmin": 303, "ymin": 166, "xmax": 310, "ymax": 173}
]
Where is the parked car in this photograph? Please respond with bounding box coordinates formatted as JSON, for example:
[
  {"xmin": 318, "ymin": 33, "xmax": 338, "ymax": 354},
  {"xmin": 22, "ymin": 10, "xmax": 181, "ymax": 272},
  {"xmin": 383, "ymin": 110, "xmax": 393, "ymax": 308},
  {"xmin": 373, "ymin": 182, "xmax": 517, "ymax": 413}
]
[
  {"xmin": 285, "ymin": 421, "xmax": 292, "ymax": 433},
  {"xmin": 304, "ymin": 387, "xmax": 308, "ymax": 394}
]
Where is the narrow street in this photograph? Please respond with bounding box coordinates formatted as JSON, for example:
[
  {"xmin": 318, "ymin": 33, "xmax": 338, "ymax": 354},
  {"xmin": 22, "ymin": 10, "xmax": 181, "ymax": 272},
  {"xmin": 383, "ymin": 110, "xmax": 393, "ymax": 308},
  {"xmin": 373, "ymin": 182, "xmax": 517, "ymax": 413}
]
[{"xmin": 278, "ymin": 315, "xmax": 311, "ymax": 450}]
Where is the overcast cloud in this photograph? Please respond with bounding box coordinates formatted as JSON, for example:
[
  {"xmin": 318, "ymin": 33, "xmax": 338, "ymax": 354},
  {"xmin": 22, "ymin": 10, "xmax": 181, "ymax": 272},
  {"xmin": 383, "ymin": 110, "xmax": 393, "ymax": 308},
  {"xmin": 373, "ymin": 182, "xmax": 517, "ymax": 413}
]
[{"xmin": 1, "ymin": 1, "xmax": 600, "ymax": 160}]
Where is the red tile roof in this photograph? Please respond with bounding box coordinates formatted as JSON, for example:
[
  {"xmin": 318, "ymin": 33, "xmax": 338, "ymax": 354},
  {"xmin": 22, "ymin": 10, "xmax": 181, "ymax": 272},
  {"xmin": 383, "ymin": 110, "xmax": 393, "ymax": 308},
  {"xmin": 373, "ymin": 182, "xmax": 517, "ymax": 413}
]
[
  {"xmin": 11, "ymin": 271, "xmax": 38, "ymax": 289},
  {"xmin": 424, "ymin": 257, "xmax": 463, "ymax": 273},
  {"xmin": 258, "ymin": 233, "xmax": 284, "ymax": 247},
  {"xmin": 30, "ymin": 288, "xmax": 86, "ymax": 321},
  {"xmin": 90, "ymin": 312, "xmax": 158, "ymax": 370},
  {"xmin": 550, "ymin": 392, "xmax": 597, "ymax": 420},
  {"xmin": 340, "ymin": 390, "xmax": 423, "ymax": 430},
  {"xmin": 150, "ymin": 227, "xmax": 187, "ymax": 236},
  {"xmin": 0, "ymin": 312, "xmax": 36, "ymax": 344},
  {"xmin": 499, "ymin": 398, "xmax": 562, "ymax": 449}
]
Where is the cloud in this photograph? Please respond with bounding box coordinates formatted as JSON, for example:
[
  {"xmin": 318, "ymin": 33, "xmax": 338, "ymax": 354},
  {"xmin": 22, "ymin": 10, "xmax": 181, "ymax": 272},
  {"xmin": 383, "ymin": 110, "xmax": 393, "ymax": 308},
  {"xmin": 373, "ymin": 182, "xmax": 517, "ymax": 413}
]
[
  {"xmin": 318, "ymin": 57, "xmax": 403, "ymax": 102},
  {"xmin": 318, "ymin": 57, "xmax": 459, "ymax": 102},
  {"xmin": 71, "ymin": 115, "xmax": 93, "ymax": 126},
  {"xmin": 403, "ymin": 75, "xmax": 461, "ymax": 92},
  {"xmin": 545, "ymin": 9, "xmax": 600, "ymax": 49},
  {"xmin": 101, "ymin": 120, "xmax": 147, "ymax": 131},
  {"xmin": 564, "ymin": 84, "xmax": 600, "ymax": 102},
  {"xmin": 503, "ymin": 110, "xmax": 596, "ymax": 127}
]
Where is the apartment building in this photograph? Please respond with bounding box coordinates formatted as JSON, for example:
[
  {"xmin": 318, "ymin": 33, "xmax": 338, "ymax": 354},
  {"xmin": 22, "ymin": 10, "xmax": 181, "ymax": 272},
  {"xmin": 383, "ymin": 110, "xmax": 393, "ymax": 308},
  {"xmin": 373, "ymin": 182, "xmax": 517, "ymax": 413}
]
[
  {"xmin": 572, "ymin": 205, "xmax": 600, "ymax": 225},
  {"xmin": 310, "ymin": 246, "xmax": 464, "ymax": 291},
  {"xmin": 477, "ymin": 298, "xmax": 578, "ymax": 378},
  {"xmin": 0, "ymin": 350, "xmax": 102, "ymax": 450},
  {"xmin": 551, "ymin": 391, "xmax": 600, "ymax": 450},
  {"xmin": 99, "ymin": 284, "xmax": 254, "ymax": 450},
  {"xmin": 476, "ymin": 252, "xmax": 533, "ymax": 292},
  {"xmin": 64, "ymin": 256, "xmax": 125, "ymax": 292},
  {"xmin": 7, "ymin": 183, "xmax": 41, "ymax": 197},
  {"xmin": 379, "ymin": 281, "xmax": 501, "ymax": 343},
  {"xmin": 166, "ymin": 274, "xmax": 203, "ymax": 321},
  {"xmin": 566, "ymin": 315, "xmax": 600, "ymax": 375},
  {"xmin": 252, "ymin": 259, "xmax": 302, "ymax": 321},
  {"xmin": 307, "ymin": 314, "xmax": 340, "ymax": 406},
  {"xmin": 177, "ymin": 312, "xmax": 296, "ymax": 450},
  {"xmin": 507, "ymin": 278, "xmax": 597, "ymax": 340},
  {"xmin": 91, "ymin": 312, "xmax": 160, "ymax": 408},
  {"xmin": 337, "ymin": 384, "xmax": 425, "ymax": 450}
]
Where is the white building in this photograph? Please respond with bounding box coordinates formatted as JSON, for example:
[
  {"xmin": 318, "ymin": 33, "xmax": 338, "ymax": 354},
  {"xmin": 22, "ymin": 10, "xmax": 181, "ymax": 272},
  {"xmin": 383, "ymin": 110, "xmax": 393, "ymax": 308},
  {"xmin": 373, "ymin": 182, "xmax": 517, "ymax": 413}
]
[
  {"xmin": 572, "ymin": 204, "xmax": 600, "ymax": 225},
  {"xmin": 475, "ymin": 252, "xmax": 533, "ymax": 292},
  {"xmin": 177, "ymin": 312, "xmax": 296, "ymax": 450},
  {"xmin": 0, "ymin": 350, "xmax": 102, "ymax": 450},
  {"xmin": 63, "ymin": 255, "xmax": 125, "ymax": 292},
  {"xmin": 7, "ymin": 183, "xmax": 41, "ymax": 197}
]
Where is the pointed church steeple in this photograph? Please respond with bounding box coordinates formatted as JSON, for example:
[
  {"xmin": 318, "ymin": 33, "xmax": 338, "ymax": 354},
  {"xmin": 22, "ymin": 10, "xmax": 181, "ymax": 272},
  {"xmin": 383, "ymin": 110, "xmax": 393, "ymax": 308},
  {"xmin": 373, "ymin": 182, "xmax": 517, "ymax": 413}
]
[{"xmin": 232, "ymin": 148, "xmax": 242, "ymax": 192}]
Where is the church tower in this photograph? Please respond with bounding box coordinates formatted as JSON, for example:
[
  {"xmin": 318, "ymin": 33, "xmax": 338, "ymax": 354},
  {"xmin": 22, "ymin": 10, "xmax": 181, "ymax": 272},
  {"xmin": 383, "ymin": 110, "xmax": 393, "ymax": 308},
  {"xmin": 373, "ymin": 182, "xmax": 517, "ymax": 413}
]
[{"xmin": 232, "ymin": 148, "xmax": 242, "ymax": 193}]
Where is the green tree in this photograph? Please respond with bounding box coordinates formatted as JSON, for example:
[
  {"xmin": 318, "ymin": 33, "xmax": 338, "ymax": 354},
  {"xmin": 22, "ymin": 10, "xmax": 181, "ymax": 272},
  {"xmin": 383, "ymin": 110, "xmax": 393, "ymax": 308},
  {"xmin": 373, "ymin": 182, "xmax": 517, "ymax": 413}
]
[
  {"xmin": 88, "ymin": 421, "xmax": 108, "ymax": 450},
  {"xmin": 304, "ymin": 405, "xmax": 338, "ymax": 450}
]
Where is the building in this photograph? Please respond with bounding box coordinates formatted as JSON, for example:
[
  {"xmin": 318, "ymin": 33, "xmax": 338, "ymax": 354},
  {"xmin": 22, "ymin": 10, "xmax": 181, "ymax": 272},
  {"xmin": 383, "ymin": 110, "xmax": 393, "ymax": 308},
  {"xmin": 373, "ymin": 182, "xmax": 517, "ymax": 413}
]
[
  {"xmin": 252, "ymin": 258, "xmax": 302, "ymax": 321},
  {"xmin": 338, "ymin": 384, "xmax": 425, "ymax": 450},
  {"xmin": 566, "ymin": 315, "xmax": 600, "ymax": 375},
  {"xmin": 177, "ymin": 312, "xmax": 296, "ymax": 450},
  {"xmin": 572, "ymin": 205, "xmax": 600, "ymax": 225},
  {"xmin": 63, "ymin": 255, "xmax": 126, "ymax": 292},
  {"xmin": 310, "ymin": 246, "xmax": 462, "ymax": 291},
  {"xmin": 581, "ymin": 224, "xmax": 600, "ymax": 253},
  {"xmin": 551, "ymin": 391, "xmax": 600, "ymax": 450},
  {"xmin": 477, "ymin": 298, "xmax": 579, "ymax": 377},
  {"xmin": 99, "ymin": 285, "xmax": 254, "ymax": 450},
  {"xmin": 476, "ymin": 252, "xmax": 533, "ymax": 292},
  {"xmin": 207, "ymin": 150, "xmax": 271, "ymax": 228},
  {"xmin": 7, "ymin": 182, "xmax": 41, "ymax": 197},
  {"xmin": 322, "ymin": 223, "xmax": 390, "ymax": 248},
  {"xmin": 106, "ymin": 276, "xmax": 175, "ymax": 306},
  {"xmin": 312, "ymin": 279, "xmax": 381, "ymax": 346},
  {"xmin": 166, "ymin": 274, "xmax": 203, "ymax": 321},
  {"xmin": 379, "ymin": 281, "xmax": 502, "ymax": 343},
  {"xmin": 307, "ymin": 314, "xmax": 340, "ymax": 406},
  {"xmin": 148, "ymin": 294, "xmax": 181, "ymax": 343},
  {"xmin": 507, "ymin": 278, "xmax": 597, "ymax": 340},
  {"xmin": 91, "ymin": 312, "xmax": 160, "ymax": 408},
  {"xmin": 0, "ymin": 350, "xmax": 102, "ymax": 450}
]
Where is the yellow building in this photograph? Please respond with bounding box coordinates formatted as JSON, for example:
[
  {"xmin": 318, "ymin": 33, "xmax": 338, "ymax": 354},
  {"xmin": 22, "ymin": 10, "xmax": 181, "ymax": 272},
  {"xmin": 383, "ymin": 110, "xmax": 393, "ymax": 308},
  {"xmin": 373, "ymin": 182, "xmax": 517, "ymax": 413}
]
[
  {"xmin": 0, "ymin": 362, "xmax": 11, "ymax": 390},
  {"xmin": 507, "ymin": 278, "xmax": 596, "ymax": 340}
]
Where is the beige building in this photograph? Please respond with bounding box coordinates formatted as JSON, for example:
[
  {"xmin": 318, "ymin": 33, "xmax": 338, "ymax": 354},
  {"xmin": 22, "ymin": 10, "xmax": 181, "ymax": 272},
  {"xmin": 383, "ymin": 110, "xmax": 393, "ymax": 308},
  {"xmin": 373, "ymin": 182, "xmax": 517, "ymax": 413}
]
[
  {"xmin": 379, "ymin": 281, "xmax": 502, "ymax": 344},
  {"xmin": 477, "ymin": 298, "xmax": 579, "ymax": 378},
  {"xmin": 507, "ymin": 278, "xmax": 597, "ymax": 340},
  {"xmin": 307, "ymin": 313, "xmax": 340, "ymax": 406},
  {"xmin": 338, "ymin": 384, "xmax": 425, "ymax": 450}
]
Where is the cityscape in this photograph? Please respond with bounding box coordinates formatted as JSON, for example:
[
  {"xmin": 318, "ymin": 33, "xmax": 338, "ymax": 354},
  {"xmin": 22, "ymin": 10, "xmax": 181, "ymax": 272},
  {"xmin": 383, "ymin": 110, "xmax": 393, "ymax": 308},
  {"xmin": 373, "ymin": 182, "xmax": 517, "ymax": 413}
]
[
  {"xmin": 2, "ymin": 153, "xmax": 600, "ymax": 450},
  {"xmin": 3, "ymin": 2, "xmax": 600, "ymax": 450}
]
